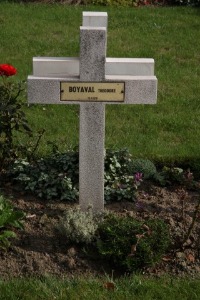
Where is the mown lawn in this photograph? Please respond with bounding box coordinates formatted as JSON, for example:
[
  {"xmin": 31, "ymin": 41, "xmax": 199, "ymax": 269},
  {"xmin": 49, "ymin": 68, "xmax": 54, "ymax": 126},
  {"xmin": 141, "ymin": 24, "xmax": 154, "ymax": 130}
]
[
  {"xmin": 0, "ymin": 274, "xmax": 200, "ymax": 300},
  {"xmin": 1, "ymin": 2, "xmax": 200, "ymax": 163}
]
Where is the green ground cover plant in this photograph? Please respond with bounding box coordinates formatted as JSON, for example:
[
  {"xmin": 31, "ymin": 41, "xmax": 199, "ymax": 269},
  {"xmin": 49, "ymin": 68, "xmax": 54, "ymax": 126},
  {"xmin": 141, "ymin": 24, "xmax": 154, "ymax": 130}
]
[
  {"xmin": 10, "ymin": 151, "xmax": 79, "ymax": 201},
  {"xmin": 0, "ymin": 195, "xmax": 24, "ymax": 250},
  {"xmin": 57, "ymin": 206, "xmax": 105, "ymax": 244},
  {"xmin": 171, "ymin": 0, "xmax": 200, "ymax": 6},
  {"xmin": 9, "ymin": 148, "xmax": 197, "ymax": 202},
  {"xmin": 9, "ymin": 149, "xmax": 142, "ymax": 202},
  {"xmin": 97, "ymin": 213, "xmax": 170, "ymax": 271},
  {"xmin": 56, "ymin": 205, "xmax": 169, "ymax": 272}
]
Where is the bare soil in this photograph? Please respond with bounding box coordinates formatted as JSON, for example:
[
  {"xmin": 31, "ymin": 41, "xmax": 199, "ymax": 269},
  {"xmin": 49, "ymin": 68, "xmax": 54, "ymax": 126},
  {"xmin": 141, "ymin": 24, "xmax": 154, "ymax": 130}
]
[{"xmin": 1, "ymin": 182, "xmax": 200, "ymax": 280}]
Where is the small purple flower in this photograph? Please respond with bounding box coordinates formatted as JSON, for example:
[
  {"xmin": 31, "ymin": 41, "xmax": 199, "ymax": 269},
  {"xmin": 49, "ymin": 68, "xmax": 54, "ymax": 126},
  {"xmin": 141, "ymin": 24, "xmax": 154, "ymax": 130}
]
[
  {"xmin": 135, "ymin": 201, "xmax": 145, "ymax": 211},
  {"xmin": 134, "ymin": 172, "xmax": 143, "ymax": 182}
]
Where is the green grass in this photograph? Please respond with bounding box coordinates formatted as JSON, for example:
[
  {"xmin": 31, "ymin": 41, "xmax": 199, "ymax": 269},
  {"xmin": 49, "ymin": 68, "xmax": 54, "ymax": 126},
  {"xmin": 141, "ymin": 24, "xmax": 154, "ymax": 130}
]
[
  {"xmin": 1, "ymin": 2, "xmax": 200, "ymax": 162},
  {"xmin": 0, "ymin": 275, "xmax": 200, "ymax": 299}
]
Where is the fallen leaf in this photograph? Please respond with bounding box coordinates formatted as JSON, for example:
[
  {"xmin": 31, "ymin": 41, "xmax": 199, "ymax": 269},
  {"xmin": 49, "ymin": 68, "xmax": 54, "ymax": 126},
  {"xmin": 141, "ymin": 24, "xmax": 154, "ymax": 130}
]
[
  {"xmin": 104, "ymin": 282, "xmax": 115, "ymax": 291},
  {"xmin": 186, "ymin": 253, "xmax": 195, "ymax": 263},
  {"xmin": 162, "ymin": 255, "xmax": 172, "ymax": 262},
  {"xmin": 128, "ymin": 244, "xmax": 137, "ymax": 256},
  {"xmin": 143, "ymin": 224, "xmax": 150, "ymax": 231},
  {"xmin": 26, "ymin": 214, "xmax": 36, "ymax": 219},
  {"xmin": 176, "ymin": 188, "xmax": 187, "ymax": 200},
  {"xmin": 131, "ymin": 244, "xmax": 137, "ymax": 253},
  {"xmin": 136, "ymin": 234, "xmax": 145, "ymax": 240},
  {"xmin": 146, "ymin": 230, "xmax": 152, "ymax": 236}
]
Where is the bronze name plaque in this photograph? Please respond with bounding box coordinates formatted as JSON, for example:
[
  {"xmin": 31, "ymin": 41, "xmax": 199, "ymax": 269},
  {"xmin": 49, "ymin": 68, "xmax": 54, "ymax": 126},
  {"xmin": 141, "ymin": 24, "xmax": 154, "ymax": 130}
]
[{"xmin": 60, "ymin": 82, "xmax": 124, "ymax": 102}]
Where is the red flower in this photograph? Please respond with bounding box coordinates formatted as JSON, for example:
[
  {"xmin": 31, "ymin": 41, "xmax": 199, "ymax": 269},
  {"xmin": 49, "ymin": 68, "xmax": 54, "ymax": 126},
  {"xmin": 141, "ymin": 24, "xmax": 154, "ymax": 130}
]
[{"xmin": 0, "ymin": 64, "xmax": 17, "ymax": 77}]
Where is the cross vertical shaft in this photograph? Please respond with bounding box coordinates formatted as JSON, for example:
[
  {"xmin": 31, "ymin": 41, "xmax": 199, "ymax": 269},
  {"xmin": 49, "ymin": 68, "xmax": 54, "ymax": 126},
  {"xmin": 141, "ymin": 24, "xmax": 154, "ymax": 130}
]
[{"xmin": 79, "ymin": 19, "xmax": 107, "ymax": 212}]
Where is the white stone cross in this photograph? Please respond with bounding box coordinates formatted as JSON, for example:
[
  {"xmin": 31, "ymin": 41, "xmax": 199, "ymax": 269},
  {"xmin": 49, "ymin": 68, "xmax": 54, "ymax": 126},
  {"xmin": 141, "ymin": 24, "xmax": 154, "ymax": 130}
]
[{"xmin": 28, "ymin": 11, "xmax": 157, "ymax": 213}]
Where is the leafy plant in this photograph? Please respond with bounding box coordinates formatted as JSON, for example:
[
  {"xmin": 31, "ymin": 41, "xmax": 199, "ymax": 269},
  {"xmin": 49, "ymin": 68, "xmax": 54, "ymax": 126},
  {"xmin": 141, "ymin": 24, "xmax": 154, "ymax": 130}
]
[
  {"xmin": 0, "ymin": 64, "xmax": 32, "ymax": 169},
  {"xmin": 131, "ymin": 158, "xmax": 157, "ymax": 180},
  {"xmin": 90, "ymin": 0, "xmax": 136, "ymax": 5},
  {"xmin": 10, "ymin": 148, "xmax": 145, "ymax": 203},
  {"xmin": 0, "ymin": 195, "xmax": 24, "ymax": 250},
  {"xmin": 97, "ymin": 213, "xmax": 170, "ymax": 271},
  {"xmin": 9, "ymin": 0, "xmax": 172, "ymax": 5},
  {"xmin": 158, "ymin": 166, "xmax": 197, "ymax": 189},
  {"xmin": 57, "ymin": 206, "xmax": 104, "ymax": 244},
  {"xmin": 170, "ymin": 0, "xmax": 200, "ymax": 6},
  {"xmin": 10, "ymin": 147, "xmax": 198, "ymax": 203},
  {"xmin": 104, "ymin": 149, "xmax": 143, "ymax": 202},
  {"xmin": 10, "ymin": 152, "xmax": 79, "ymax": 201}
]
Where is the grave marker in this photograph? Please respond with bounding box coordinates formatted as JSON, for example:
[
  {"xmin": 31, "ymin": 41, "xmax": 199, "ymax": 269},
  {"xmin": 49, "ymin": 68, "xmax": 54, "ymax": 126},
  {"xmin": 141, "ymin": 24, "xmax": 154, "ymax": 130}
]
[{"xmin": 28, "ymin": 11, "xmax": 157, "ymax": 213}]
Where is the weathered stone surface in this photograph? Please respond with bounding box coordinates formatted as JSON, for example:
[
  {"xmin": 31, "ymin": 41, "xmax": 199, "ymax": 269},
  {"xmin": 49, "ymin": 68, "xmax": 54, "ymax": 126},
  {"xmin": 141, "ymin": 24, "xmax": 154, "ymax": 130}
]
[
  {"xmin": 31, "ymin": 57, "xmax": 154, "ymax": 77},
  {"xmin": 79, "ymin": 103, "xmax": 105, "ymax": 212},
  {"xmin": 33, "ymin": 57, "xmax": 79, "ymax": 77},
  {"xmin": 106, "ymin": 58, "xmax": 154, "ymax": 76},
  {"xmin": 28, "ymin": 76, "xmax": 157, "ymax": 105},
  {"xmin": 82, "ymin": 11, "xmax": 107, "ymax": 28},
  {"xmin": 79, "ymin": 15, "xmax": 107, "ymax": 212},
  {"xmin": 80, "ymin": 27, "xmax": 106, "ymax": 82}
]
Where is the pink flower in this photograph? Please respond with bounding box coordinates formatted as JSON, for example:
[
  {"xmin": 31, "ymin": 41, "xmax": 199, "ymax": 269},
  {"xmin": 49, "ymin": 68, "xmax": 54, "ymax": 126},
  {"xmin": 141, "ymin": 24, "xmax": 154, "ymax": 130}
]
[{"xmin": 134, "ymin": 172, "xmax": 143, "ymax": 182}]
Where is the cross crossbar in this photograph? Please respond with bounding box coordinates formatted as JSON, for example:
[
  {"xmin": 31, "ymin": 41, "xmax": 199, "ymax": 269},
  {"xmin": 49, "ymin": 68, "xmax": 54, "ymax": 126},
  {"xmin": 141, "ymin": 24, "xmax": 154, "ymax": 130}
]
[{"xmin": 32, "ymin": 57, "xmax": 154, "ymax": 77}]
